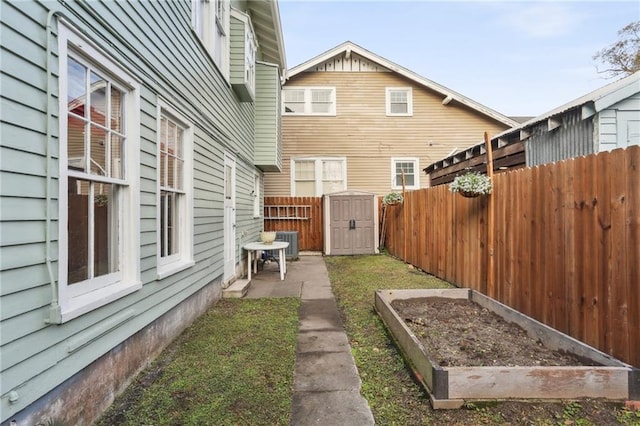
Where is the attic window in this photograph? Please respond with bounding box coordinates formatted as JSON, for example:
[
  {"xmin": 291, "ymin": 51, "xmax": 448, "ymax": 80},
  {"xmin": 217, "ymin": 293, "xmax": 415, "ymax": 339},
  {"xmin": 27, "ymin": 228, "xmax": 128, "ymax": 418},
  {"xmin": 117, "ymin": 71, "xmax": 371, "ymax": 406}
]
[
  {"xmin": 282, "ymin": 87, "xmax": 336, "ymax": 116},
  {"xmin": 386, "ymin": 87, "xmax": 412, "ymax": 116}
]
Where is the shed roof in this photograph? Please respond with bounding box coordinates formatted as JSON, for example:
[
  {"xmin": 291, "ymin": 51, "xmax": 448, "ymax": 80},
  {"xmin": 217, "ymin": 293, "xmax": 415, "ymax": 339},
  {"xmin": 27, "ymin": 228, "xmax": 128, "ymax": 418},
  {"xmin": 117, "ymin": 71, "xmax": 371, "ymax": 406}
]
[
  {"xmin": 424, "ymin": 70, "xmax": 640, "ymax": 175},
  {"xmin": 501, "ymin": 70, "xmax": 640, "ymax": 134},
  {"xmin": 286, "ymin": 41, "xmax": 519, "ymax": 128},
  {"xmin": 324, "ymin": 190, "xmax": 377, "ymax": 197}
]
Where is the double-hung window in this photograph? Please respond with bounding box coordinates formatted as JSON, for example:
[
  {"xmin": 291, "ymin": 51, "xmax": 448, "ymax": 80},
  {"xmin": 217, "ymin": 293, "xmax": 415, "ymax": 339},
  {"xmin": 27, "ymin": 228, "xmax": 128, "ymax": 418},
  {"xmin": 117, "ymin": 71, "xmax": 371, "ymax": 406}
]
[
  {"xmin": 157, "ymin": 101, "xmax": 194, "ymax": 278},
  {"xmin": 391, "ymin": 158, "xmax": 419, "ymax": 190},
  {"xmin": 292, "ymin": 158, "xmax": 346, "ymax": 196},
  {"xmin": 386, "ymin": 87, "xmax": 413, "ymax": 116},
  {"xmin": 283, "ymin": 87, "xmax": 336, "ymax": 116},
  {"xmin": 213, "ymin": 0, "xmax": 228, "ymax": 72},
  {"xmin": 58, "ymin": 23, "xmax": 140, "ymax": 322},
  {"xmin": 191, "ymin": 0, "xmax": 230, "ymax": 78}
]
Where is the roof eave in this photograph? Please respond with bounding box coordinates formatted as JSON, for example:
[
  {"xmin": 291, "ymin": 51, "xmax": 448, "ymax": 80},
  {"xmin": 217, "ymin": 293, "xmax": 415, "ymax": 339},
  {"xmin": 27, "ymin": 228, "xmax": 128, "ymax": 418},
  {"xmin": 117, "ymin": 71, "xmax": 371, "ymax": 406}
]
[{"xmin": 246, "ymin": 0, "xmax": 287, "ymax": 75}]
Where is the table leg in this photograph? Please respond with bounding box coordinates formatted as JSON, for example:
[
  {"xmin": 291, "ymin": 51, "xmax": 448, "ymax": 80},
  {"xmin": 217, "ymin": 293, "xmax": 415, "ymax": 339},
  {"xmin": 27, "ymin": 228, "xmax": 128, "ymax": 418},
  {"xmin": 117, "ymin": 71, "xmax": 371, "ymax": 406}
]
[
  {"xmin": 247, "ymin": 250, "xmax": 252, "ymax": 281},
  {"xmin": 282, "ymin": 248, "xmax": 287, "ymax": 275},
  {"xmin": 278, "ymin": 248, "xmax": 285, "ymax": 281}
]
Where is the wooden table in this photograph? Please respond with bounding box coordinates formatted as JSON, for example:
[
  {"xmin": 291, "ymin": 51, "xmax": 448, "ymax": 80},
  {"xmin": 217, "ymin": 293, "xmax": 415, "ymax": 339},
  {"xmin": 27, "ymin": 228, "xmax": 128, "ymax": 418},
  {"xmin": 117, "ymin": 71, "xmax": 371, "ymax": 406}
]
[{"xmin": 243, "ymin": 241, "xmax": 289, "ymax": 281}]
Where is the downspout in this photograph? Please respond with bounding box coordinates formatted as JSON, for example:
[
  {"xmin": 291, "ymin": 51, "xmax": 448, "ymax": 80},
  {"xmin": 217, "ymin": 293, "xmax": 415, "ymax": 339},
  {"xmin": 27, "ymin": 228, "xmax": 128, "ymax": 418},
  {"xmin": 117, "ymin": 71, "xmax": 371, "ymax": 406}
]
[{"xmin": 45, "ymin": 9, "xmax": 68, "ymax": 324}]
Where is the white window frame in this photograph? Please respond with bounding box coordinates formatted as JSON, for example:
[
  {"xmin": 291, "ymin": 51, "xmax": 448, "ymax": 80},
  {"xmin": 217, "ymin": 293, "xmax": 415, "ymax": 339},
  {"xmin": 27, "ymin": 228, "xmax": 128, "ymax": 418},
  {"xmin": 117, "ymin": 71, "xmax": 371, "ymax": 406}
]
[
  {"xmin": 391, "ymin": 157, "xmax": 420, "ymax": 190},
  {"xmin": 57, "ymin": 23, "xmax": 141, "ymax": 322},
  {"xmin": 291, "ymin": 157, "xmax": 347, "ymax": 196},
  {"xmin": 282, "ymin": 87, "xmax": 336, "ymax": 116},
  {"xmin": 191, "ymin": 0, "xmax": 230, "ymax": 79},
  {"xmin": 191, "ymin": 0, "xmax": 207, "ymax": 39},
  {"xmin": 244, "ymin": 15, "xmax": 256, "ymax": 96},
  {"xmin": 386, "ymin": 87, "xmax": 413, "ymax": 116},
  {"xmin": 253, "ymin": 172, "xmax": 261, "ymax": 218},
  {"xmin": 213, "ymin": 0, "xmax": 230, "ymax": 78},
  {"xmin": 156, "ymin": 100, "xmax": 195, "ymax": 279}
]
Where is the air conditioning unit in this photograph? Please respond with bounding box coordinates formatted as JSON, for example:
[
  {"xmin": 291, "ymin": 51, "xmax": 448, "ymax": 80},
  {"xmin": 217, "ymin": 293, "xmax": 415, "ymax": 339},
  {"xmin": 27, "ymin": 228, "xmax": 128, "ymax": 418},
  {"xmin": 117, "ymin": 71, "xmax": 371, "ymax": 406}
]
[{"xmin": 271, "ymin": 231, "xmax": 299, "ymax": 260}]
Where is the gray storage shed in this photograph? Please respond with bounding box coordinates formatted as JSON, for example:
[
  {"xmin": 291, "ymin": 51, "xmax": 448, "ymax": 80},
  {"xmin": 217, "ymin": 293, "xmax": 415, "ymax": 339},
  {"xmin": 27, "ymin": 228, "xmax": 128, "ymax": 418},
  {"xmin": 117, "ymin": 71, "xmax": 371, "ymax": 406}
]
[{"xmin": 324, "ymin": 190, "xmax": 379, "ymax": 255}]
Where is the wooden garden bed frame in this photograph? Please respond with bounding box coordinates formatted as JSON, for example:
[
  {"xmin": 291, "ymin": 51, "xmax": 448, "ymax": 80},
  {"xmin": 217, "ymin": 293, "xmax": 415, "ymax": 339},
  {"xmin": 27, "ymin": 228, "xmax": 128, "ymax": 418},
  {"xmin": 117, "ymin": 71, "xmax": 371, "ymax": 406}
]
[{"xmin": 375, "ymin": 288, "xmax": 639, "ymax": 409}]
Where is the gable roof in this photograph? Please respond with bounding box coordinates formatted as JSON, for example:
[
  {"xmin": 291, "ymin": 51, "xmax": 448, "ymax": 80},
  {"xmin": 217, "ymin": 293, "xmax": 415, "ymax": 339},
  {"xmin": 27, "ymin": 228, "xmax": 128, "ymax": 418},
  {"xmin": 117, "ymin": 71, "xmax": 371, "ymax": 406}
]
[{"xmin": 286, "ymin": 41, "xmax": 519, "ymax": 128}]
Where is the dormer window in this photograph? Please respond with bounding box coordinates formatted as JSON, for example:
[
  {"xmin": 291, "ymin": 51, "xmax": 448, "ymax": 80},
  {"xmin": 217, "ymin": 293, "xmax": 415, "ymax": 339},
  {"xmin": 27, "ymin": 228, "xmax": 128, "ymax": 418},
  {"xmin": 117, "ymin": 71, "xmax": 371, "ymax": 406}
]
[
  {"xmin": 245, "ymin": 25, "xmax": 256, "ymax": 92},
  {"xmin": 230, "ymin": 9, "xmax": 257, "ymax": 101}
]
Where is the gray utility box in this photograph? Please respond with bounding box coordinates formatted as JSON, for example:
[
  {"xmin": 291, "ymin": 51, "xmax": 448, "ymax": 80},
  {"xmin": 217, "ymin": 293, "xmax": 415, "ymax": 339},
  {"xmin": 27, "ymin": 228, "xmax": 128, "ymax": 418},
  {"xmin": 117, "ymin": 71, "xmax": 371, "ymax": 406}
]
[{"xmin": 266, "ymin": 231, "xmax": 299, "ymax": 260}]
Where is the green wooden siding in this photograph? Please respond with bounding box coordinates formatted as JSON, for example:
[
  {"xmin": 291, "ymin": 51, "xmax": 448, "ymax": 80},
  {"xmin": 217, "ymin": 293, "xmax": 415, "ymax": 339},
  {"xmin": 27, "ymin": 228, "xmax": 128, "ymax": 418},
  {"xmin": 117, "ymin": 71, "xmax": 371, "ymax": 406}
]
[
  {"xmin": 0, "ymin": 0, "xmax": 280, "ymax": 421},
  {"xmin": 254, "ymin": 61, "xmax": 282, "ymax": 171}
]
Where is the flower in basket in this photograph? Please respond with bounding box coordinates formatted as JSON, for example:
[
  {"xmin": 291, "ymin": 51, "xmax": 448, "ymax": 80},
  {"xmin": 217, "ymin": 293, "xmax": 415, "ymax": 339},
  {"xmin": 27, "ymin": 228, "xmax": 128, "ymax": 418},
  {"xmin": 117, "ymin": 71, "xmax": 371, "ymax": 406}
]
[
  {"xmin": 449, "ymin": 171, "xmax": 492, "ymax": 197},
  {"xmin": 383, "ymin": 192, "xmax": 404, "ymax": 205}
]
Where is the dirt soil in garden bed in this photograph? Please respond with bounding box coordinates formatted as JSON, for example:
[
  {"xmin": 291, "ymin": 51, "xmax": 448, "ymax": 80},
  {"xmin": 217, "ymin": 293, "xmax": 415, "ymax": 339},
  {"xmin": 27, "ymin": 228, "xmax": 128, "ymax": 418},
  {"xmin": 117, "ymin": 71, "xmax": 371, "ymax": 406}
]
[{"xmin": 391, "ymin": 297, "xmax": 598, "ymax": 367}]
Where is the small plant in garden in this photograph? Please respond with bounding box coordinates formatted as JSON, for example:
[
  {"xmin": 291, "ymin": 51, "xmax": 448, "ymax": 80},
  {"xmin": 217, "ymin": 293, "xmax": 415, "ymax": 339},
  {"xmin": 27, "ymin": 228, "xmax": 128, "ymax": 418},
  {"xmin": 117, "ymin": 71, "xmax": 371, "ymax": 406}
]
[
  {"xmin": 382, "ymin": 192, "xmax": 403, "ymax": 205},
  {"xmin": 449, "ymin": 171, "xmax": 492, "ymax": 197},
  {"xmin": 556, "ymin": 401, "xmax": 592, "ymax": 426},
  {"xmin": 615, "ymin": 405, "xmax": 640, "ymax": 425}
]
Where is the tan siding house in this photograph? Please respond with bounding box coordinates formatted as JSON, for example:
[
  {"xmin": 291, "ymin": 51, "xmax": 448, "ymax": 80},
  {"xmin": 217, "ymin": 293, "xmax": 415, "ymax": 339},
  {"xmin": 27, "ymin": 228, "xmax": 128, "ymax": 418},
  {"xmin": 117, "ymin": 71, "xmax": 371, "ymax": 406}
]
[{"xmin": 264, "ymin": 42, "xmax": 518, "ymax": 196}]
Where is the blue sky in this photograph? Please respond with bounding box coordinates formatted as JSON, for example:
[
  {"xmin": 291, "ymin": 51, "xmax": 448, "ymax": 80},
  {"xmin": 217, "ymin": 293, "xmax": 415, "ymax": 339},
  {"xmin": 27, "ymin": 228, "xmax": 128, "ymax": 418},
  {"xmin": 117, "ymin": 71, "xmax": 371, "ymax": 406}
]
[{"xmin": 278, "ymin": 1, "xmax": 639, "ymax": 117}]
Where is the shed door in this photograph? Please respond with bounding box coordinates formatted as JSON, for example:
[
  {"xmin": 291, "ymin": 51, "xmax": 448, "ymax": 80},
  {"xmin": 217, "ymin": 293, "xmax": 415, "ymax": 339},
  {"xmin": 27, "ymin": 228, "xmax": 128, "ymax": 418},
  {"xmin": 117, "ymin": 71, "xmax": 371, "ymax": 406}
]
[{"xmin": 329, "ymin": 195, "xmax": 374, "ymax": 255}]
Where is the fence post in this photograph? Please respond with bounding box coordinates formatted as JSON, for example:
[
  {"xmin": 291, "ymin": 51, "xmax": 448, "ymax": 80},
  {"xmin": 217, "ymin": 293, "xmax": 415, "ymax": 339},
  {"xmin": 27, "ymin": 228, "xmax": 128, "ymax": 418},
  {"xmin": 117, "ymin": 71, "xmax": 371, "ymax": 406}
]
[{"xmin": 485, "ymin": 131, "xmax": 495, "ymax": 298}]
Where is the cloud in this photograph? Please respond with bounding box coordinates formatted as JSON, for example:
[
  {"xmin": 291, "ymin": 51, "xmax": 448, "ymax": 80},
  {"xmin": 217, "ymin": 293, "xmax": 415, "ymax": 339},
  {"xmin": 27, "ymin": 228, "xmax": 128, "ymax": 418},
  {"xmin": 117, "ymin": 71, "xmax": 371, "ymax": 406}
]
[{"xmin": 496, "ymin": 2, "xmax": 584, "ymax": 38}]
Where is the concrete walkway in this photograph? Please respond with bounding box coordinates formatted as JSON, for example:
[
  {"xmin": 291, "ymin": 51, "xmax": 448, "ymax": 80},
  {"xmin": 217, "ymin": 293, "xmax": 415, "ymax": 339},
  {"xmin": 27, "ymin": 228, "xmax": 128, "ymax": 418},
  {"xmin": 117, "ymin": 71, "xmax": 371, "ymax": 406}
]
[{"xmin": 245, "ymin": 254, "xmax": 375, "ymax": 425}]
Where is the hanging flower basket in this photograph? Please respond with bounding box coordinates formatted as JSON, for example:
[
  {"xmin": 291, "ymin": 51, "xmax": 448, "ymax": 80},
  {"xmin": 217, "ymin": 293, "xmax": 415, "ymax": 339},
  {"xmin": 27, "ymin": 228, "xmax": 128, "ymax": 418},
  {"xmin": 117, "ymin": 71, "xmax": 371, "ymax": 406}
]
[
  {"xmin": 459, "ymin": 190, "xmax": 482, "ymax": 199},
  {"xmin": 382, "ymin": 192, "xmax": 404, "ymax": 206},
  {"xmin": 449, "ymin": 171, "xmax": 492, "ymax": 198}
]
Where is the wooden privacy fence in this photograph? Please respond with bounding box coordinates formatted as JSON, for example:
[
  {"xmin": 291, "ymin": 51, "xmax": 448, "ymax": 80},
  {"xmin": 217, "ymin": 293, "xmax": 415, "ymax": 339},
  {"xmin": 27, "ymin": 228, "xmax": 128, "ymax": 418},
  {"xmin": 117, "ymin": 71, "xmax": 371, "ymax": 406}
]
[
  {"xmin": 383, "ymin": 146, "xmax": 640, "ymax": 367},
  {"xmin": 264, "ymin": 196, "xmax": 324, "ymax": 251}
]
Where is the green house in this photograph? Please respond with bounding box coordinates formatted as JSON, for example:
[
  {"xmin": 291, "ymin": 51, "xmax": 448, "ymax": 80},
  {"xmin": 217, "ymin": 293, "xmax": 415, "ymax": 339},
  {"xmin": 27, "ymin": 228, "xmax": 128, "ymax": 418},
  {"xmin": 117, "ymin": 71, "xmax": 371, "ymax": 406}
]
[{"xmin": 0, "ymin": 0, "xmax": 285, "ymax": 423}]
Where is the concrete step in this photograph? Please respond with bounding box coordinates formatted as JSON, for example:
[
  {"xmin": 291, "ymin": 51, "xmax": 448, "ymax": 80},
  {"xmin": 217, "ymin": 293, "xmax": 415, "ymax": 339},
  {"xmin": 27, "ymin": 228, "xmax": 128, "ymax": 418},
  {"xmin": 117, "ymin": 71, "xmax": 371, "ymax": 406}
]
[{"xmin": 222, "ymin": 279, "xmax": 251, "ymax": 298}]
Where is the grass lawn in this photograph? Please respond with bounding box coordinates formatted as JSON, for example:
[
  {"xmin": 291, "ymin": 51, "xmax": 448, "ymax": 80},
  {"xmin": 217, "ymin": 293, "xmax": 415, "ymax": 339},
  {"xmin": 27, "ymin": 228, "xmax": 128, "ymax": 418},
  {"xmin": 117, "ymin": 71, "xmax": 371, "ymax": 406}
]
[
  {"xmin": 97, "ymin": 254, "xmax": 638, "ymax": 425},
  {"xmin": 95, "ymin": 298, "xmax": 300, "ymax": 426}
]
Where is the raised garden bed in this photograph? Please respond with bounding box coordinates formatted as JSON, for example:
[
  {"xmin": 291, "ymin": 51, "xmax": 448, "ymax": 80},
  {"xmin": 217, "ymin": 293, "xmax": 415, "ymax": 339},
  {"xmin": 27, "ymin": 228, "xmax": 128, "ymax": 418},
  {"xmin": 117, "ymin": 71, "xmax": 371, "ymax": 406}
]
[{"xmin": 375, "ymin": 288, "xmax": 639, "ymax": 409}]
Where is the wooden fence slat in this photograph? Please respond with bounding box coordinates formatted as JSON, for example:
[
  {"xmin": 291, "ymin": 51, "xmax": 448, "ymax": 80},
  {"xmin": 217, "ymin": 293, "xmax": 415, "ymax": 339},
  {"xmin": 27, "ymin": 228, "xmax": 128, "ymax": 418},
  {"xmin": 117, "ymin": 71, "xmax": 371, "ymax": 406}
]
[
  {"xmin": 625, "ymin": 146, "xmax": 639, "ymax": 366},
  {"xmin": 607, "ymin": 149, "xmax": 624, "ymax": 358},
  {"xmin": 553, "ymin": 161, "xmax": 568, "ymax": 334}
]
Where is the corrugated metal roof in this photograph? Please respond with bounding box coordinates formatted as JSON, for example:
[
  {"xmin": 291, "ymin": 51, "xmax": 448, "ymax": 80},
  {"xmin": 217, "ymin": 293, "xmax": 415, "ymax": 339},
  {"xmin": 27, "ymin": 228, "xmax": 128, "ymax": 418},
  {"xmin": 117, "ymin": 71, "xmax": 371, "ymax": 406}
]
[{"xmin": 499, "ymin": 71, "xmax": 640, "ymax": 136}]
